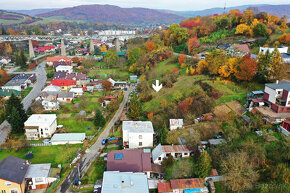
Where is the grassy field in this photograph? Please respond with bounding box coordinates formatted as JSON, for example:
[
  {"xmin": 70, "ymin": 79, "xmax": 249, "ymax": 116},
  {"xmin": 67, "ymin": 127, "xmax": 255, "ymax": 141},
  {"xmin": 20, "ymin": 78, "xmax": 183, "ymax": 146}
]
[
  {"xmin": 21, "ymin": 87, "xmax": 33, "ymax": 98},
  {"xmin": 58, "ymin": 116, "xmax": 96, "ymax": 136},
  {"xmin": 87, "ymin": 62, "xmax": 130, "ymax": 80},
  {"xmin": 82, "ymin": 158, "xmax": 106, "ymax": 184},
  {"xmin": 0, "ymin": 145, "xmax": 81, "ymax": 167}
]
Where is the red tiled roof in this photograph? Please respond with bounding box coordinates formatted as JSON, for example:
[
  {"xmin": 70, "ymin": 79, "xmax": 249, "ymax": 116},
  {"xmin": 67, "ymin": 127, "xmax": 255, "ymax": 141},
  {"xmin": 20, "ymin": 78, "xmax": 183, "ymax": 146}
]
[
  {"xmin": 170, "ymin": 178, "xmax": 206, "ymax": 190},
  {"xmin": 158, "ymin": 183, "xmax": 172, "ymax": 193},
  {"xmin": 162, "ymin": 145, "xmax": 192, "ymax": 153},
  {"xmin": 105, "ymin": 95, "xmax": 118, "ymax": 99},
  {"xmin": 233, "ymin": 44, "xmax": 250, "ymax": 53},
  {"xmin": 46, "ymin": 56, "xmax": 72, "ymax": 62},
  {"xmin": 210, "ymin": 169, "xmax": 218, "ymax": 176},
  {"xmin": 49, "ymin": 79, "xmax": 76, "ymax": 87},
  {"xmin": 107, "ymin": 149, "xmax": 152, "ymax": 173}
]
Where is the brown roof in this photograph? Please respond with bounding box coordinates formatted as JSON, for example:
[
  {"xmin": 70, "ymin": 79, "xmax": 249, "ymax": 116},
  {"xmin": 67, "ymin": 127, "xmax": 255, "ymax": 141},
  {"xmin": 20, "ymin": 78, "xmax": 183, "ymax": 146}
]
[
  {"xmin": 107, "ymin": 149, "xmax": 152, "ymax": 173},
  {"xmin": 170, "ymin": 178, "xmax": 206, "ymax": 190},
  {"xmin": 233, "ymin": 44, "xmax": 250, "ymax": 53},
  {"xmin": 152, "ymin": 164, "xmax": 165, "ymax": 174},
  {"xmin": 66, "ymin": 73, "xmax": 87, "ymax": 80},
  {"xmin": 158, "ymin": 182, "xmax": 172, "ymax": 193},
  {"xmin": 162, "ymin": 145, "xmax": 192, "ymax": 153},
  {"xmin": 210, "ymin": 169, "xmax": 218, "ymax": 176}
]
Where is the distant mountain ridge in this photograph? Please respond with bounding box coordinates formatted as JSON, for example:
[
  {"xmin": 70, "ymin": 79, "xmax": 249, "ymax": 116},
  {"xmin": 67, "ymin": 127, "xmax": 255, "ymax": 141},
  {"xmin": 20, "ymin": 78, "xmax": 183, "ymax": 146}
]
[
  {"xmin": 36, "ymin": 4, "xmax": 184, "ymax": 24},
  {"xmin": 10, "ymin": 8, "xmax": 59, "ymax": 16}
]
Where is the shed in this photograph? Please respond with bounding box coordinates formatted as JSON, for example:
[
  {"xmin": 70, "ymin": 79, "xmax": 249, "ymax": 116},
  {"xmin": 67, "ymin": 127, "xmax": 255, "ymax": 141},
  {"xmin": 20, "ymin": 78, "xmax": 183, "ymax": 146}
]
[{"xmin": 50, "ymin": 133, "xmax": 86, "ymax": 145}]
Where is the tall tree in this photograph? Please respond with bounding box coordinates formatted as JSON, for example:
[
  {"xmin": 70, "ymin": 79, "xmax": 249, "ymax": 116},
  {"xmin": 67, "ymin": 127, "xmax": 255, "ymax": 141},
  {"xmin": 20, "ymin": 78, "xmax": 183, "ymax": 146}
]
[
  {"xmin": 253, "ymin": 23, "xmax": 268, "ymax": 37},
  {"xmin": 195, "ymin": 150, "xmax": 212, "ymax": 178},
  {"xmin": 268, "ymin": 48, "xmax": 286, "ymax": 81},
  {"xmin": 128, "ymin": 93, "xmax": 142, "ymax": 120},
  {"xmin": 256, "ymin": 49, "xmax": 271, "ymax": 81},
  {"xmin": 104, "ymin": 49, "xmax": 118, "ymax": 68},
  {"xmin": 9, "ymin": 107, "xmax": 25, "ymax": 133},
  {"xmin": 234, "ymin": 54, "xmax": 257, "ymax": 81},
  {"xmin": 102, "ymin": 79, "xmax": 113, "ymax": 92},
  {"xmin": 188, "ymin": 37, "xmax": 200, "ymax": 53},
  {"xmin": 128, "ymin": 47, "xmax": 141, "ymax": 65},
  {"xmin": 94, "ymin": 109, "xmax": 106, "ymax": 127}
]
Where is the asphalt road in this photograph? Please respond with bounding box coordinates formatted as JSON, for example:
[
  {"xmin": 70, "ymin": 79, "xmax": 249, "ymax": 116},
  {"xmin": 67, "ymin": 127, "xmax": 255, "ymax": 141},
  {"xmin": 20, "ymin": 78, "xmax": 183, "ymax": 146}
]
[{"xmin": 56, "ymin": 86, "xmax": 133, "ymax": 193}]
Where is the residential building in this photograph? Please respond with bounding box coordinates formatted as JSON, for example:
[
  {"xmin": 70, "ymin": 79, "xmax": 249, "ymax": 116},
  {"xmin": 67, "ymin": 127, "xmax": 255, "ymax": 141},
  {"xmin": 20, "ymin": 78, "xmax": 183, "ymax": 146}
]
[
  {"xmin": 263, "ymin": 82, "xmax": 290, "ymax": 113},
  {"xmin": 259, "ymin": 46, "xmax": 288, "ymax": 54},
  {"xmin": 101, "ymin": 171, "xmax": 149, "ymax": 193},
  {"xmin": 24, "ymin": 114, "xmax": 57, "ymax": 140},
  {"xmin": 0, "ymin": 89, "xmax": 21, "ymax": 99},
  {"xmin": 107, "ymin": 149, "xmax": 152, "ymax": 178},
  {"xmin": 122, "ymin": 121, "xmax": 154, "ymax": 149},
  {"xmin": 49, "ymin": 79, "xmax": 76, "ymax": 91},
  {"xmin": 0, "ymin": 156, "xmax": 29, "ymax": 193},
  {"xmin": 57, "ymin": 91, "xmax": 74, "ymax": 103},
  {"xmin": 2, "ymin": 74, "xmax": 34, "ymax": 91},
  {"xmin": 50, "ymin": 133, "xmax": 86, "ymax": 145},
  {"xmin": 158, "ymin": 178, "xmax": 208, "ymax": 193},
  {"xmin": 278, "ymin": 121, "xmax": 290, "ymax": 136},
  {"xmin": 53, "ymin": 72, "xmax": 67, "ymax": 80},
  {"xmin": 25, "ymin": 163, "xmax": 58, "ymax": 190},
  {"xmin": 114, "ymin": 81, "xmax": 127, "ymax": 89},
  {"xmin": 169, "ymin": 119, "xmax": 184, "ymax": 130},
  {"xmin": 91, "ymin": 79, "xmax": 103, "ymax": 90},
  {"xmin": 152, "ymin": 144, "xmax": 193, "ymax": 165},
  {"xmin": 69, "ymin": 87, "xmax": 83, "ymax": 97},
  {"xmin": 229, "ymin": 44, "xmax": 250, "ymax": 56},
  {"xmin": 55, "ymin": 65, "xmax": 73, "ymax": 73},
  {"xmin": 282, "ymin": 53, "xmax": 290, "ymax": 63},
  {"xmin": 46, "ymin": 56, "xmax": 71, "ymax": 67},
  {"xmin": 66, "ymin": 73, "xmax": 88, "ymax": 86},
  {"xmin": 43, "ymin": 85, "xmax": 61, "ymax": 93},
  {"xmin": 41, "ymin": 96, "xmax": 59, "ymax": 111}
]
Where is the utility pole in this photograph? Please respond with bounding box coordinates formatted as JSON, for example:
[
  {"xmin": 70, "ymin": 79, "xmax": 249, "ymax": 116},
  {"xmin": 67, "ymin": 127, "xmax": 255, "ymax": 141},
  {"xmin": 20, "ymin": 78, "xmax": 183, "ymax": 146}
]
[{"xmin": 224, "ymin": 0, "xmax": 227, "ymax": 14}]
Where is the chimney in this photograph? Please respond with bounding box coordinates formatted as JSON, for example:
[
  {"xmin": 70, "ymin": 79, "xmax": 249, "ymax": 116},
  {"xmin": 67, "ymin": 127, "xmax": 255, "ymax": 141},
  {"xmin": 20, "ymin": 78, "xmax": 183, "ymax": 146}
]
[
  {"xmin": 121, "ymin": 181, "xmax": 125, "ymax": 188},
  {"xmin": 276, "ymin": 80, "xmax": 279, "ymax": 84}
]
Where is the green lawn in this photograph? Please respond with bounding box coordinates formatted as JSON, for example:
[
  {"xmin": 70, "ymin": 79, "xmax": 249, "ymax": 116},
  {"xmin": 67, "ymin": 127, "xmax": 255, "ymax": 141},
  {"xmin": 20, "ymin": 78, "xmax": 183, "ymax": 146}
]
[
  {"xmin": 21, "ymin": 87, "xmax": 33, "ymax": 98},
  {"xmin": 150, "ymin": 59, "xmax": 181, "ymax": 79},
  {"xmin": 82, "ymin": 159, "xmax": 106, "ymax": 184},
  {"xmin": 104, "ymin": 146, "xmax": 122, "ymax": 153},
  {"xmin": 0, "ymin": 145, "xmax": 81, "ymax": 167},
  {"xmin": 215, "ymin": 182, "xmax": 227, "ymax": 193},
  {"xmin": 87, "ymin": 62, "xmax": 130, "ymax": 80}
]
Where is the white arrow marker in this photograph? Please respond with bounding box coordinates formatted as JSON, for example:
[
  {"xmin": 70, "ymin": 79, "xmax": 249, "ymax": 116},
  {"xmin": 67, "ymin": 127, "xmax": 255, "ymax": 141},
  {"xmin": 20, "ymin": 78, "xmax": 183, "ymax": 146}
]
[{"xmin": 152, "ymin": 80, "xmax": 163, "ymax": 92}]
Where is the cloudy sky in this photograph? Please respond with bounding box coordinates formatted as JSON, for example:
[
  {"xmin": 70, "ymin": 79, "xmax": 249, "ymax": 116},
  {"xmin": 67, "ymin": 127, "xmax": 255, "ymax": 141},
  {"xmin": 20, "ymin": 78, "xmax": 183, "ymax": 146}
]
[{"xmin": 2, "ymin": 0, "xmax": 289, "ymax": 11}]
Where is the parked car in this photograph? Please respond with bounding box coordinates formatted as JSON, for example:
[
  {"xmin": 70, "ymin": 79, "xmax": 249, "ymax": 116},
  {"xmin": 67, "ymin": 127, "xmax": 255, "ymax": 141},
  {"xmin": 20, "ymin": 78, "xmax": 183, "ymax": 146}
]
[
  {"xmin": 102, "ymin": 139, "xmax": 108, "ymax": 145},
  {"xmin": 43, "ymin": 139, "xmax": 51, "ymax": 144}
]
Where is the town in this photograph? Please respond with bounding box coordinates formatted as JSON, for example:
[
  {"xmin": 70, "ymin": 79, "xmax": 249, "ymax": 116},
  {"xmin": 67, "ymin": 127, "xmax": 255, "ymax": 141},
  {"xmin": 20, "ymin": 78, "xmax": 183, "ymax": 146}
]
[{"xmin": 0, "ymin": 1, "xmax": 289, "ymax": 193}]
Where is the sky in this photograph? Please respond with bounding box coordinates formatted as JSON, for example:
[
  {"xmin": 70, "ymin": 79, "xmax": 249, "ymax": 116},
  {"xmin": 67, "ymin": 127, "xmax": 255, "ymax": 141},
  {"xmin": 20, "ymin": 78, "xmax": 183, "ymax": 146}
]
[{"xmin": 2, "ymin": 0, "xmax": 289, "ymax": 11}]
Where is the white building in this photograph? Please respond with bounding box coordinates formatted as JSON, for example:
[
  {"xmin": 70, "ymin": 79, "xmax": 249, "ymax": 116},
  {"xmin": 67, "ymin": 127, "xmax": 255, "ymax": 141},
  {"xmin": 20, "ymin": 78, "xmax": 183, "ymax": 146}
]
[
  {"xmin": 101, "ymin": 171, "xmax": 149, "ymax": 193},
  {"xmin": 122, "ymin": 121, "xmax": 154, "ymax": 149},
  {"xmin": 152, "ymin": 144, "xmax": 193, "ymax": 165},
  {"xmin": 69, "ymin": 87, "xmax": 84, "ymax": 97},
  {"xmin": 259, "ymin": 47, "xmax": 288, "ymax": 54},
  {"xmin": 43, "ymin": 85, "xmax": 61, "ymax": 93},
  {"xmin": 24, "ymin": 114, "xmax": 57, "ymax": 140},
  {"xmin": 169, "ymin": 119, "xmax": 184, "ymax": 130},
  {"xmin": 55, "ymin": 65, "xmax": 73, "ymax": 73},
  {"xmin": 25, "ymin": 164, "xmax": 58, "ymax": 190},
  {"xmin": 50, "ymin": 133, "xmax": 86, "ymax": 145}
]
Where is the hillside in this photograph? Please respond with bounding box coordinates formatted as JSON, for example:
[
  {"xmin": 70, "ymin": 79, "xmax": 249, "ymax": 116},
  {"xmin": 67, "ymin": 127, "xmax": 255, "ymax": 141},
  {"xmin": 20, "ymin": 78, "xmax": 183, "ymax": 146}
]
[
  {"xmin": 158, "ymin": 4, "xmax": 290, "ymax": 18},
  {"xmin": 0, "ymin": 10, "xmax": 42, "ymax": 25},
  {"xmin": 36, "ymin": 4, "xmax": 184, "ymax": 24},
  {"xmin": 11, "ymin": 8, "xmax": 59, "ymax": 16}
]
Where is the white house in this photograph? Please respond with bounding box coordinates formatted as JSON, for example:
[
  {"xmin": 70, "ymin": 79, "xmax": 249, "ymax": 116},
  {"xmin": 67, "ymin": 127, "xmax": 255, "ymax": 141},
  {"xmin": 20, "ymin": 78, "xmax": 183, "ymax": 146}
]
[
  {"xmin": 169, "ymin": 119, "xmax": 184, "ymax": 130},
  {"xmin": 24, "ymin": 114, "xmax": 57, "ymax": 140},
  {"xmin": 25, "ymin": 164, "xmax": 58, "ymax": 190},
  {"xmin": 43, "ymin": 85, "xmax": 61, "ymax": 93},
  {"xmin": 50, "ymin": 133, "xmax": 86, "ymax": 145},
  {"xmin": 69, "ymin": 87, "xmax": 84, "ymax": 97},
  {"xmin": 259, "ymin": 47, "xmax": 288, "ymax": 54},
  {"xmin": 55, "ymin": 65, "xmax": 73, "ymax": 73},
  {"xmin": 152, "ymin": 144, "xmax": 193, "ymax": 165},
  {"xmin": 122, "ymin": 121, "xmax": 154, "ymax": 149},
  {"xmin": 41, "ymin": 98, "xmax": 59, "ymax": 111}
]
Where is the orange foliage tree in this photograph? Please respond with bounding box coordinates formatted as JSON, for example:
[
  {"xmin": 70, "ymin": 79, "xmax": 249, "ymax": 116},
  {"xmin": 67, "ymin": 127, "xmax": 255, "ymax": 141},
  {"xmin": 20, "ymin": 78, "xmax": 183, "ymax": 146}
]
[
  {"xmin": 234, "ymin": 54, "xmax": 257, "ymax": 81},
  {"xmin": 146, "ymin": 41, "xmax": 155, "ymax": 51},
  {"xmin": 72, "ymin": 56, "xmax": 80, "ymax": 63},
  {"xmin": 188, "ymin": 37, "xmax": 200, "ymax": 52},
  {"xmin": 278, "ymin": 34, "xmax": 290, "ymax": 44},
  {"xmin": 147, "ymin": 112, "xmax": 154, "ymax": 120},
  {"xmin": 178, "ymin": 54, "xmax": 185, "ymax": 65}
]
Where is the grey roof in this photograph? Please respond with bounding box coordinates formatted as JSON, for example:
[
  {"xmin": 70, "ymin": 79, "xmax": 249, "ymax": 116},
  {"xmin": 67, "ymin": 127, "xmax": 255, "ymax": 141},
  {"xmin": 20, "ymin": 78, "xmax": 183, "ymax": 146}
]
[
  {"xmin": 208, "ymin": 139, "xmax": 226, "ymax": 145},
  {"xmin": 122, "ymin": 121, "xmax": 154, "ymax": 134},
  {"xmin": 152, "ymin": 144, "xmax": 163, "ymax": 162},
  {"xmin": 265, "ymin": 83, "xmax": 290, "ymax": 91},
  {"xmin": 58, "ymin": 91, "xmax": 74, "ymax": 98},
  {"xmin": 25, "ymin": 164, "xmax": 51, "ymax": 178},
  {"xmin": 5, "ymin": 78, "xmax": 27, "ymax": 86},
  {"xmin": 101, "ymin": 171, "xmax": 149, "ymax": 193},
  {"xmin": 0, "ymin": 156, "xmax": 29, "ymax": 184},
  {"xmin": 51, "ymin": 133, "xmax": 86, "ymax": 142}
]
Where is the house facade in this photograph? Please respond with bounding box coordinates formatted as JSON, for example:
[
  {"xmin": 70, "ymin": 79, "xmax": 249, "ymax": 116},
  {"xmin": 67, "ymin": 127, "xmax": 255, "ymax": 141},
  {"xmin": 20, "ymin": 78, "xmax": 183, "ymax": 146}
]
[
  {"xmin": 259, "ymin": 46, "xmax": 288, "ymax": 54},
  {"xmin": 122, "ymin": 121, "xmax": 154, "ymax": 149},
  {"xmin": 24, "ymin": 114, "xmax": 57, "ymax": 140},
  {"xmin": 152, "ymin": 144, "xmax": 193, "ymax": 165},
  {"xmin": 49, "ymin": 79, "xmax": 76, "ymax": 91},
  {"xmin": 169, "ymin": 119, "xmax": 184, "ymax": 130},
  {"xmin": 55, "ymin": 65, "xmax": 73, "ymax": 73}
]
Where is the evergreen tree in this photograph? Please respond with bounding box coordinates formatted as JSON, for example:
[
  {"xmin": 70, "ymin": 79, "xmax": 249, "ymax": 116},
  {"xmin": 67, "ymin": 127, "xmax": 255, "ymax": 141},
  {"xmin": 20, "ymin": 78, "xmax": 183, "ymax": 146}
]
[
  {"xmin": 128, "ymin": 93, "xmax": 142, "ymax": 120},
  {"xmin": 94, "ymin": 47, "xmax": 101, "ymax": 56},
  {"xmin": 1, "ymin": 26, "xmax": 6, "ymax": 35},
  {"xmin": 160, "ymin": 123, "xmax": 168, "ymax": 144},
  {"xmin": 10, "ymin": 107, "xmax": 25, "ymax": 133},
  {"xmin": 195, "ymin": 150, "xmax": 212, "ymax": 178},
  {"xmin": 15, "ymin": 50, "xmax": 27, "ymax": 69},
  {"xmin": 94, "ymin": 109, "xmax": 106, "ymax": 127}
]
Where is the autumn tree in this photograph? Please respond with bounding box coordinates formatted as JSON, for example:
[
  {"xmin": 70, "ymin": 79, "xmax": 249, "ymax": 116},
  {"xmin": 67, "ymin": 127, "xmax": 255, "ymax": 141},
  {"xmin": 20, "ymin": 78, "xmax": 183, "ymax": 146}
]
[
  {"xmin": 178, "ymin": 54, "xmax": 185, "ymax": 65},
  {"xmin": 72, "ymin": 56, "xmax": 80, "ymax": 64},
  {"xmin": 234, "ymin": 54, "xmax": 257, "ymax": 81},
  {"xmin": 235, "ymin": 24, "xmax": 251, "ymax": 36},
  {"xmin": 206, "ymin": 49, "xmax": 227, "ymax": 75},
  {"xmin": 268, "ymin": 48, "xmax": 286, "ymax": 81},
  {"xmin": 188, "ymin": 37, "xmax": 200, "ymax": 53},
  {"xmin": 278, "ymin": 33, "xmax": 290, "ymax": 44},
  {"xmin": 0, "ymin": 69, "xmax": 10, "ymax": 86},
  {"xmin": 128, "ymin": 93, "xmax": 142, "ymax": 120},
  {"xmin": 102, "ymin": 79, "xmax": 113, "ymax": 92},
  {"xmin": 107, "ymin": 98, "xmax": 120, "ymax": 113},
  {"xmin": 146, "ymin": 41, "xmax": 155, "ymax": 51},
  {"xmin": 221, "ymin": 152, "xmax": 258, "ymax": 193},
  {"xmin": 256, "ymin": 50, "xmax": 271, "ymax": 81},
  {"xmin": 241, "ymin": 9, "xmax": 254, "ymax": 24},
  {"xmin": 100, "ymin": 44, "xmax": 107, "ymax": 53},
  {"xmin": 196, "ymin": 59, "xmax": 209, "ymax": 74},
  {"xmin": 104, "ymin": 49, "xmax": 118, "ymax": 68},
  {"xmin": 218, "ymin": 58, "xmax": 237, "ymax": 78},
  {"xmin": 83, "ymin": 55, "xmax": 95, "ymax": 68}
]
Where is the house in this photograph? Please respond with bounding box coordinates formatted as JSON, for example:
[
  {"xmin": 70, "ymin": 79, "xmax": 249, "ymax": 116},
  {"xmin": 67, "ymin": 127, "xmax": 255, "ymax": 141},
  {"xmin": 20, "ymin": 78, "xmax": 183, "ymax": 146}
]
[
  {"xmin": 57, "ymin": 91, "xmax": 74, "ymax": 103},
  {"xmin": 0, "ymin": 89, "xmax": 21, "ymax": 99},
  {"xmin": 169, "ymin": 119, "xmax": 184, "ymax": 130},
  {"xmin": 24, "ymin": 114, "xmax": 57, "ymax": 140},
  {"xmin": 101, "ymin": 171, "xmax": 149, "ymax": 193},
  {"xmin": 158, "ymin": 178, "xmax": 208, "ymax": 193},
  {"xmin": 43, "ymin": 85, "xmax": 61, "ymax": 93},
  {"xmin": 53, "ymin": 72, "xmax": 67, "ymax": 79},
  {"xmin": 46, "ymin": 56, "xmax": 72, "ymax": 67},
  {"xmin": 263, "ymin": 82, "xmax": 290, "ymax": 113},
  {"xmin": 69, "ymin": 87, "xmax": 83, "ymax": 97},
  {"xmin": 53, "ymin": 61, "xmax": 68, "ymax": 68},
  {"xmin": 229, "ymin": 44, "xmax": 250, "ymax": 56},
  {"xmin": 107, "ymin": 149, "xmax": 152, "ymax": 178},
  {"xmin": 0, "ymin": 156, "xmax": 29, "ymax": 193},
  {"xmin": 114, "ymin": 81, "xmax": 127, "ymax": 89},
  {"xmin": 122, "ymin": 121, "xmax": 154, "ymax": 149},
  {"xmin": 278, "ymin": 121, "xmax": 290, "ymax": 136},
  {"xmin": 55, "ymin": 65, "xmax": 73, "ymax": 73},
  {"xmin": 25, "ymin": 163, "xmax": 58, "ymax": 190},
  {"xmin": 49, "ymin": 79, "xmax": 76, "ymax": 91},
  {"xmin": 66, "ymin": 73, "xmax": 88, "ymax": 86},
  {"xmin": 259, "ymin": 46, "xmax": 288, "ymax": 54},
  {"xmin": 41, "ymin": 96, "xmax": 59, "ymax": 111},
  {"xmin": 2, "ymin": 74, "xmax": 33, "ymax": 91},
  {"xmin": 152, "ymin": 144, "xmax": 193, "ymax": 165},
  {"xmin": 91, "ymin": 79, "xmax": 103, "ymax": 90},
  {"xmin": 50, "ymin": 133, "xmax": 86, "ymax": 145},
  {"xmin": 108, "ymin": 78, "xmax": 116, "ymax": 87}
]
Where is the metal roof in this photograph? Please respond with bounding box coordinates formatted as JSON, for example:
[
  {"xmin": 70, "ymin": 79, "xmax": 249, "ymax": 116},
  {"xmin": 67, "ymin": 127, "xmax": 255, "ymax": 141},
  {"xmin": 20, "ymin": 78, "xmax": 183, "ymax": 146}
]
[
  {"xmin": 25, "ymin": 164, "xmax": 51, "ymax": 178},
  {"xmin": 170, "ymin": 178, "xmax": 206, "ymax": 190},
  {"xmin": 51, "ymin": 133, "xmax": 86, "ymax": 142},
  {"xmin": 101, "ymin": 171, "xmax": 149, "ymax": 193},
  {"xmin": 265, "ymin": 83, "xmax": 290, "ymax": 91},
  {"xmin": 122, "ymin": 121, "xmax": 154, "ymax": 134},
  {"xmin": 152, "ymin": 144, "xmax": 192, "ymax": 162},
  {"xmin": 25, "ymin": 114, "xmax": 57, "ymax": 126}
]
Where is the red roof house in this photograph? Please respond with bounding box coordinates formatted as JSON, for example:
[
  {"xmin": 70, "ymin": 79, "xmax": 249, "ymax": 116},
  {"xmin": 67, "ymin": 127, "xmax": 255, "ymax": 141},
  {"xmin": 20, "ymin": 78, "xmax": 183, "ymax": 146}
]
[
  {"xmin": 158, "ymin": 182, "xmax": 172, "ymax": 193},
  {"xmin": 48, "ymin": 79, "xmax": 76, "ymax": 88}
]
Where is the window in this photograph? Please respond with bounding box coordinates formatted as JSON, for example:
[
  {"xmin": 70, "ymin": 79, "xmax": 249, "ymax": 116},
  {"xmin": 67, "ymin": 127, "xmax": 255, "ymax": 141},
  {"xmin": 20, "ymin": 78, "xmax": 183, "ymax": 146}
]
[
  {"xmin": 184, "ymin": 153, "xmax": 188, "ymax": 155},
  {"xmin": 139, "ymin": 135, "xmax": 142, "ymax": 139},
  {"xmin": 288, "ymin": 101, "xmax": 290, "ymax": 105},
  {"xmin": 278, "ymin": 91, "xmax": 281, "ymax": 94},
  {"xmin": 10, "ymin": 189, "xmax": 18, "ymax": 193},
  {"xmin": 35, "ymin": 177, "xmax": 43, "ymax": 183},
  {"xmin": 139, "ymin": 142, "xmax": 142, "ymax": 146},
  {"xmin": 6, "ymin": 181, "xmax": 12, "ymax": 186},
  {"xmin": 158, "ymin": 157, "xmax": 161, "ymax": 160}
]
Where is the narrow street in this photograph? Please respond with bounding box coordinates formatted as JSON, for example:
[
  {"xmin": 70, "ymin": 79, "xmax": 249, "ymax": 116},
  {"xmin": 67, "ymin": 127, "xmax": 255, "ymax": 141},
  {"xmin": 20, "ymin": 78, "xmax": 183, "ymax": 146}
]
[{"xmin": 56, "ymin": 86, "xmax": 133, "ymax": 193}]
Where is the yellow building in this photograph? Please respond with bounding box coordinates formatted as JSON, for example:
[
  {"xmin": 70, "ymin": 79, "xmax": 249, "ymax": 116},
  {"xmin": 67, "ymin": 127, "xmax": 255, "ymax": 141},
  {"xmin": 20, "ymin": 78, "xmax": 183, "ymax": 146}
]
[{"xmin": 0, "ymin": 156, "xmax": 29, "ymax": 193}]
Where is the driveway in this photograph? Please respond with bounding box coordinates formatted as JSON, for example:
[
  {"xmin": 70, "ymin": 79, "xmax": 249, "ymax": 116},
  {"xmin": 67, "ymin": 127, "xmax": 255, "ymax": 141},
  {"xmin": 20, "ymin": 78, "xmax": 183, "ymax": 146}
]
[{"xmin": 56, "ymin": 86, "xmax": 133, "ymax": 193}]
